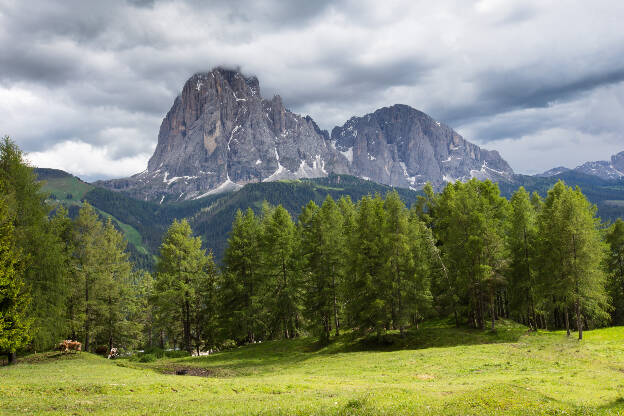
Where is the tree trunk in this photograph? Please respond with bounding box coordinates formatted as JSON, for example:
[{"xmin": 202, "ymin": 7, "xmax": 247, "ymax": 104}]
[
  {"xmin": 84, "ymin": 276, "xmax": 90, "ymax": 352},
  {"xmin": 576, "ymin": 299, "xmax": 583, "ymax": 340},
  {"xmin": 565, "ymin": 306, "xmax": 570, "ymax": 336},
  {"xmin": 332, "ymin": 265, "xmax": 340, "ymax": 337},
  {"xmin": 7, "ymin": 352, "xmax": 16, "ymax": 365}
]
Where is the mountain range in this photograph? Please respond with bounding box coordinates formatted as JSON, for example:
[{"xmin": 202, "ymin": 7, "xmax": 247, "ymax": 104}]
[
  {"xmin": 537, "ymin": 151, "xmax": 624, "ymax": 180},
  {"xmin": 97, "ymin": 67, "xmax": 513, "ymax": 201},
  {"xmin": 34, "ymin": 66, "xmax": 624, "ymax": 269}
]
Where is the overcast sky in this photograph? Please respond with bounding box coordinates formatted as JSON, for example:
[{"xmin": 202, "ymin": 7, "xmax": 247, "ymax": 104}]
[{"xmin": 2, "ymin": 0, "xmax": 624, "ymax": 181}]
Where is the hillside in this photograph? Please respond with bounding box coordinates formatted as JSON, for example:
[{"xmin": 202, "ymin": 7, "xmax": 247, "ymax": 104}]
[
  {"xmin": 3, "ymin": 322, "xmax": 624, "ymax": 415},
  {"xmin": 36, "ymin": 167, "xmax": 624, "ymax": 271},
  {"xmin": 37, "ymin": 171, "xmax": 421, "ymax": 268}
]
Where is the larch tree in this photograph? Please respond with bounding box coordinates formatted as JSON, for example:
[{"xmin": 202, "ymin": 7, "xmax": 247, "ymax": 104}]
[
  {"xmin": 0, "ymin": 137, "xmax": 72, "ymax": 350},
  {"xmin": 71, "ymin": 202, "xmax": 105, "ymax": 351},
  {"xmin": 154, "ymin": 219, "xmax": 213, "ymax": 353},
  {"xmin": 605, "ymin": 219, "xmax": 624, "ymax": 325},
  {"xmin": 538, "ymin": 181, "xmax": 609, "ymax": 339},
  {"xmin": 301, "ymin": 196, "xmax": 345, "ymax": 344},
  {"xmin": 0, "ymin": 197, "xmax": 31, "ymax": 364},
  {"xmin": 260, "ymin": 205, "xmax": 301, "ymax": 339},
  {"xmin": 507, "ymin": 187, "xmax": 539, "ymax": 329},
  {"xmin": 222, "ymin": 208, "xmax": 263, "ymax": 343}
]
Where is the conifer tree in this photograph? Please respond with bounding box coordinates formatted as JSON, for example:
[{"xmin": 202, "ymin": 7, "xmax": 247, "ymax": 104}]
[
  {"xmin": 222, "ymin": 208, "xmax": 263, "ymax": 343},
  {"xmin": 606, "ymin": 219, "xmax": 624, "ymax": 325},
  {"xmin": 345, "ymin": 195, "xmax": 389, "ymax": 337},
  {"xmin": 71, "ymin": 202, "xmax": 105, "ymax": 351},
  {"xmin": 97, "ymin": 219, "xmax": 137, "ymax": 351},
  {"xmin": 154, "ymin": 219, "xmax": 214, "ymax": 353},
  {"xmin": 0, "ymin": 137, "xmax": 72, "ymax": 350},
  {"xmin": 260, "ymin": 205, "xmax": 301, "ymax": 339},
  {"xmin": 507, "ymin": 187, "xmax": 539, "ymax": 329},
  {"xmin": 0, "ymin": 198, "xmax": 31, "ymax": 364},
  {"xmin": 301, "ymin": 196, "xmax": 345, "ymax": 344},
  {"xmin": 434, "ymin": 180, "xmax": 508, "ymax": 329},
  {"xmin": 537, "ymin": 181, "xmax": 608, "ymax": 339}
]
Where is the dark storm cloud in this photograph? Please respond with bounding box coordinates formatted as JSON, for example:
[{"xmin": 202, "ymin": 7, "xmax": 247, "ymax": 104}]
[{"xmin": 2, "ymin": 0, "xmax": 624, "ymax": 178}]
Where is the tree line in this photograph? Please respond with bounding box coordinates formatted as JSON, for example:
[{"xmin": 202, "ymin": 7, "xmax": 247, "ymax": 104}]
[{"xmin": 2, "ymin": 136, "xmax": 624, "ymax": 363}]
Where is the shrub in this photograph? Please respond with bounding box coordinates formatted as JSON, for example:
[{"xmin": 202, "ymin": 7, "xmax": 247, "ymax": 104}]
[
  {"xmin": 138, "ymin": 353, "xmax": 156, "ymax": 363},
  {"xmin": 165, "ymin": 350, "xmax": 190, "ymax": 359}
]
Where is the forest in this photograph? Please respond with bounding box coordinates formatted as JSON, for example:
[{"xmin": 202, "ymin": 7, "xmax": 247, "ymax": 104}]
[{"xmin": 2, "ymin": 136, "xmax": 624, "ymax": 363}]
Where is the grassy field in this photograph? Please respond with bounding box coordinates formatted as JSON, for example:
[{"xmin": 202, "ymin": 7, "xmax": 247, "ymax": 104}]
[
  {"xmin": 2, "ymin": 320, "xmax": 624, "ymax": 415},
  {"xmin": 39, "ymin": 175, "xmax": 94, "ymax": 205}
]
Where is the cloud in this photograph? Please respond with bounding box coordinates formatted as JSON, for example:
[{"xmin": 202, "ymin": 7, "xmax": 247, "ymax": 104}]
[
  {"xmin": 1, "ymin": 0, "xmax": 623, "ymax": 179},
  {"xmin": 26, "ymin": 140, "xmax": 152, "ymax": 182}
]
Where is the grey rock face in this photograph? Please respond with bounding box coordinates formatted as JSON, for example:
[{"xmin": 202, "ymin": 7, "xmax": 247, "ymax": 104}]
[
  {"xmin": 98, "ymin": 68, "xmax": 348, "ymax": 201},
  {"xmin": 574, "ymin": 153, "xmax": 624, "ymax": 180},
  {"xmin": 611, "ymin": 151, "xmax": 624, "ymax": 173},
  {"xmin": 331, "ymin": 104, "xmax": 513, "ymax": 190},
  {"xmin": 99, "ymin": 69, "xmax": 514, "ymax": 201},
  {"xmin": 535, "ymin": 166, "xmax": 571, "ymax": 177}
]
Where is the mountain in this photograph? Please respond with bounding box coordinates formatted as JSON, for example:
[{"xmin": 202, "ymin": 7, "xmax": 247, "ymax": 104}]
[
  {"xmin": 536, "ymin": 151, "xmax": 624, "ymax": 180},
  {"xmin": 535, "ymin": 166, "xmax": 571, "ymax": 178},
  {"xmin": 331, "ymin": 104, "xmax": 513, "ymax": 189},
  {"xmin": 574, "ymin": 151, "xmax": 624, "ymax": 180},
  {"xmin": 98, "ymin": 67, "xmax": 513, "ymax": 201}
]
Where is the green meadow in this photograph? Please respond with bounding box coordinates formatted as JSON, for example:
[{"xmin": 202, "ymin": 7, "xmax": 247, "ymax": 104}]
[{"xmin": 2, "ymin": 320, "xmax": 624, "ymax": 415}]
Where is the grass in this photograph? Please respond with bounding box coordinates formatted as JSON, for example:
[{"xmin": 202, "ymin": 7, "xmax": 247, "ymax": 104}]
[
  {"xmin": 2, "ymin": 320, "xmax": 624, "ymax": 415},
  {"xmin": 40, "ymin": 176, "xmax": 94, "ymax": 204},
  {"xmin": 38, "ymin": 175, "xmax": 150, "ymax": 256}
]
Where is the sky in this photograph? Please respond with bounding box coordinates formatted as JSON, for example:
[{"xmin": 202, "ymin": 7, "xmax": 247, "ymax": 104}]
[{"xmin": 2, "ymin": 0, "xmax": 624, "ymax": 181}]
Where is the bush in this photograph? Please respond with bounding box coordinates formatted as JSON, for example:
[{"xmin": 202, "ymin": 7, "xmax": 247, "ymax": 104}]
[
  {"xmin": 221, "ymin": 339, "xmax": 237, "ymax": 350},
  {"xmin": 138, "ymin": 353, "xmax": 156, "ymax": 363},
  {"xmin": 165, "ymin": 350, "xmax": 190, "ymax": 359}
]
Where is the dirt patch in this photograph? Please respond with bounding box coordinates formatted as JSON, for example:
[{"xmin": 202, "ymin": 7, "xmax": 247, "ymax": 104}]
[
  {"xmin": 165, "ymin": 366, "xmax": 220, "ymax": 377},
  {"xmin": 416, "ymin": 374, "xmax": 435, "ymax": 380}
]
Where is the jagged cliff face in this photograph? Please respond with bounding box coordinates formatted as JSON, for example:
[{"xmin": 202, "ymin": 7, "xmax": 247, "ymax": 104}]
[
  {"xmin": 99, "ymin": 68, "xmax": 513, "ymax": 201},
  {"xmin": 100, "ymin": 68, "xmax": 349, "ymax": 201},
  {"xmin": 331, "ymin": 105, "xmax": 513, "ymax": 189}
]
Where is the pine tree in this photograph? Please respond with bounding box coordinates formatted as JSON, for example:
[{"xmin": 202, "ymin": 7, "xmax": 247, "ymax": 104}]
[
  {"xmin": 606, "ymin": 219, "xmax": 624, "ymax": 325},
  {"xmin": 345, "ymin": 195, "xmax": 389, "ymax": 337},
  {"xmin": 222, "ymin": 208, "xmax": 263, "ymax": 343},
  {"xmin": 301, "ymin": 196, "xmax": 345, "ymax": 344},
  {"xmin": 96, "ymin": 219, "xmax": 137, "ymax": 351},
  {"xmin": 71, "ymin": 202, "xmax": 106, "ymax": 351},
  {"xmin": 537, "ymin": 181, "xmax": 609, "ymax": 339},
  {"xmin": 0, "ymin": 137, "xmax": 71, "ymax": 350},
  {"xmin": 507, "ymin": 187, "xmax": 539, "ymax": 329},
  {"xmin": 153, "ymin": 219, "xmax": 213, "ymax": 353},
  {"xmin": 0, "ymin": 198, "xmax": 31, "ymax": 364},
  {"xmin": 260, "ymin": 205, "xmax": 301, "ymax": 339},
  {"xmin": 433, "ymin": 180, "xmax": 508, "ymax": 329}
]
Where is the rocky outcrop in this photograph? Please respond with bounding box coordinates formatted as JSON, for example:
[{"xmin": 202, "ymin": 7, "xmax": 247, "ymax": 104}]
[
  {"xmin": 536, "ymin": 166, "xmax": 571, "ymax": 177},
  {"xmin": 534, "ymin": 151, "xmax": 624, "ymax": 181},
  {"xmin": 572, "ymin": 151, "xmax": 624, "ymax": 180},
  {"xmin": 331, "ymin": 105, "xmax": 513, "ymax": 190},
  {"xmin": 98, "ymin": 68, "xmax": 514, "ymax": 201}
]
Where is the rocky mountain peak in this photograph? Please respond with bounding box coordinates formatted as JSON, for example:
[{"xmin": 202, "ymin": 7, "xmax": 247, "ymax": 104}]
[
  {"xmin": 98, "ymin": 67, "xmax": 514, "ymax": 202},
  {"xmin": 331, "ymin": 103, "xmax": 513, "ymax": 190}
]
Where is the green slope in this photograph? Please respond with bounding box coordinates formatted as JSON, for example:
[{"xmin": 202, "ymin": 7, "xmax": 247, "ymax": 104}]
[
  {"xmin": 34, "ymin": 168, "xmax": 153, "ymax": 269},
  {"xmin": 82, "ymin": 174, "xmax": 422, "ymax": 265},
  {"xmin": 3, "ymin": 322, "xmax": 624, "ymax": 415}
]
